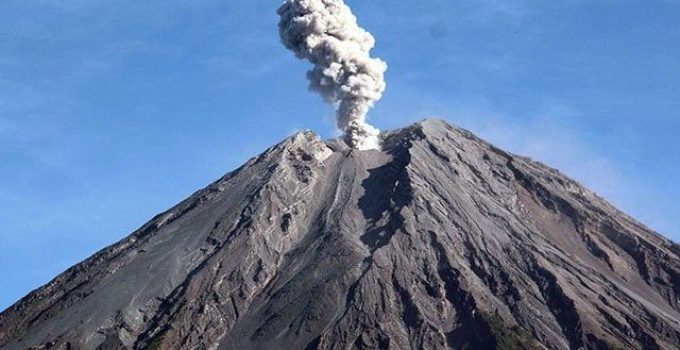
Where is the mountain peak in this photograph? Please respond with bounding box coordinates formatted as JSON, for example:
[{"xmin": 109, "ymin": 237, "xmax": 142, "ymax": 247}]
[{"xmin": 2, "ymin": 121, "xmax": 679, "ymax": 350}]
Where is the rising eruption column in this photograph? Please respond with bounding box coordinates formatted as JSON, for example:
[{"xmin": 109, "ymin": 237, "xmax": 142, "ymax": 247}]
[{"xmin": 278, "ymin": 0, "xmax": 388, "ymax": 150}]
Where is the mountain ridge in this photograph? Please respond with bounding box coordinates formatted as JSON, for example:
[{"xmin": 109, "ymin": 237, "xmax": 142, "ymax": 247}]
[{"xmin": 1, "ymin": 119, "xmax": 679, "ymax": 350}]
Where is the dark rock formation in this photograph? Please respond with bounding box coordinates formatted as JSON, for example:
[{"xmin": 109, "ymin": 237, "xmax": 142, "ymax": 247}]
[{"xmin": 1, "ymin": 119, "xmax": 679, "ymax": 350}]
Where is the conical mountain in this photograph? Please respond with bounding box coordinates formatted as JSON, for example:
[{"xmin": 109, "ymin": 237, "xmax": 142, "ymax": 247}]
[{"xmin": 1, "ymin": 119, "xmax": 679, "ymax": 350}]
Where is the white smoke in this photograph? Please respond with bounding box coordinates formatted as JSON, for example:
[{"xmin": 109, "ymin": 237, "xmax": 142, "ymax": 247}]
[{"xmin": 278, "ymin": 0, "xmax": 387, "ymax": 150}]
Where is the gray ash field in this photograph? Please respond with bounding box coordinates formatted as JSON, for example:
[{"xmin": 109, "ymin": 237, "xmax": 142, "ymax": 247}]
[{"xmin": 1, "ymin": 119, "xmax": 679, "ymax": 349}]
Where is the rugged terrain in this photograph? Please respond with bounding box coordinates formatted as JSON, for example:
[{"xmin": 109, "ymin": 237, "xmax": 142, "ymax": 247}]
[{"xmin": 1, "ymin": 119, "xmax": 679, "ymax": 350}]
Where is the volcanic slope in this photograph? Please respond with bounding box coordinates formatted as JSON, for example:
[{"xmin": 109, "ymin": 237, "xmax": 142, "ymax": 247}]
[{"xmin": 1, "ymin": 119, "xmax": 680, "ymax": 350}]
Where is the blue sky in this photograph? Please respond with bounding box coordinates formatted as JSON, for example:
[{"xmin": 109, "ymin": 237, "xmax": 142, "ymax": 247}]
[{"xmin": 0, "ymin": 0, "xmax": 678, "ymax": 310}]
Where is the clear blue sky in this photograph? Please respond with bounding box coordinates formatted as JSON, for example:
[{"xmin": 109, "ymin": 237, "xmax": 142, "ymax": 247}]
[{"xmin": 1, "ymin": 0, "xmax": 678, "ymax": 310}]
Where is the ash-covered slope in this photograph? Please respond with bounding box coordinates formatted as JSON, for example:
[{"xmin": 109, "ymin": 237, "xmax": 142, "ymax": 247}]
[{"xmin": 2, "ymin": 119, "xmax": 680, "ymax": 350}]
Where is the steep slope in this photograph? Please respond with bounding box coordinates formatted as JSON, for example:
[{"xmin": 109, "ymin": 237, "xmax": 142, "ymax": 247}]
[{"xmin": 1, "ymin": 119, "xmax": 679, "ymax": 350}]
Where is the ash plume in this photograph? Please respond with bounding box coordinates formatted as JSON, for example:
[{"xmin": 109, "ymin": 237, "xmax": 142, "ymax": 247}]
[{"xmin": 278, "ymin": 0, "xmax": 387, "ymax": 150}]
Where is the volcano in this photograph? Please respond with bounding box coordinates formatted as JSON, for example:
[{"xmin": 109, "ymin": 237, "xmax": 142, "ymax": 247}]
[{"xmin": 1, "ymin": 119, "xmax": 679, "ymax": 350}]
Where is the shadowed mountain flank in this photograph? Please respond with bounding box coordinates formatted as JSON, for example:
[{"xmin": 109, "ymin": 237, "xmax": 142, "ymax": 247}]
[{"xmin": 1, "ymin": 119, "xmax": 679, "ymax": 350}]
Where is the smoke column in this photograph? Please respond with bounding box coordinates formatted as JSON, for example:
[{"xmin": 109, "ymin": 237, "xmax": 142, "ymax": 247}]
[{"xmin": 278, "ymin": 0, "xmax": 387, "ymax": 150}]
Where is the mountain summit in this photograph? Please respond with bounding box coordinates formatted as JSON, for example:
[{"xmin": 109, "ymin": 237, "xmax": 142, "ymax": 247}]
[{"xmin": 1, "ymin": 119, "xmax": 679, "ymax": 350}]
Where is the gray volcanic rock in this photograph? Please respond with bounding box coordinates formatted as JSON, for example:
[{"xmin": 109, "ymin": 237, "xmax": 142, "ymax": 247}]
[{"xmin": 1, "ymin": 119, "xmax": 680, "ymax": 350}]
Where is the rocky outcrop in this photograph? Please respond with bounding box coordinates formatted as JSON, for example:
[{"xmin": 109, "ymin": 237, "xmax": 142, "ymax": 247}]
[{"xmin": 1, "ymin": 119, "xmax": 679, "ymax": 350}]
